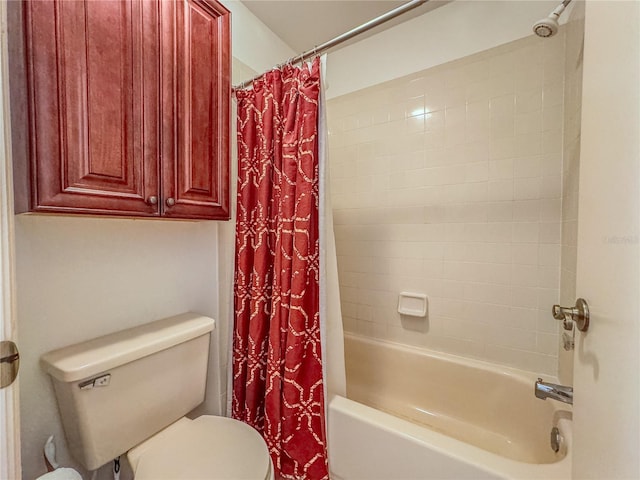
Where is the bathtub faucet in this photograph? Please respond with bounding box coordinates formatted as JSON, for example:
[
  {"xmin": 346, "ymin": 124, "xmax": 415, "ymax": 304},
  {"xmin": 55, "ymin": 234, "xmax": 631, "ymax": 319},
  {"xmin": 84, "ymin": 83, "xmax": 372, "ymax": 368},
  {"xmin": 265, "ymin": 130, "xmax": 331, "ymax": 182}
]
[{"xmin": 535, "ymin": 378, "xmax": 573, "ymax": 405}]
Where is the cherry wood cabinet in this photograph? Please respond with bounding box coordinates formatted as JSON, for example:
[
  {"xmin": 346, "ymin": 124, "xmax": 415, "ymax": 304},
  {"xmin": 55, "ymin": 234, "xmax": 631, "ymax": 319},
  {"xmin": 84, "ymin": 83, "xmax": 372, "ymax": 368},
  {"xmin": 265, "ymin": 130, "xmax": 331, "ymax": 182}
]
[
  {"xmin": 160, "ymin": 0, "xmax": 230, "ymax": 219},
  {"xmin": 9, "ymin": 0, "xmax": 230, "ymax": 220}
]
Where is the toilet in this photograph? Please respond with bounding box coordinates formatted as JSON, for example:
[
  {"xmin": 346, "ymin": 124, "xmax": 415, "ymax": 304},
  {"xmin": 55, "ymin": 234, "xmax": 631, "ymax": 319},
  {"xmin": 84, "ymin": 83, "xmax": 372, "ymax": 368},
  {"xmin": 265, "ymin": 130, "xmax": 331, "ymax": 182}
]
[{"xmin": 41, "ymin": 313, "xmax": 272, "ymax": 480}]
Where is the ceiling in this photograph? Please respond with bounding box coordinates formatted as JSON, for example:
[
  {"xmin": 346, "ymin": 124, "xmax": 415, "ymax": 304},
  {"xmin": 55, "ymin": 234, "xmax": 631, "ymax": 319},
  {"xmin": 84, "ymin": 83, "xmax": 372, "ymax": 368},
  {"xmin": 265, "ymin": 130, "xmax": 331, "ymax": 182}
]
[{"xmin": 241, "ymin": 0, "xmax": 448, "ymax": 54}]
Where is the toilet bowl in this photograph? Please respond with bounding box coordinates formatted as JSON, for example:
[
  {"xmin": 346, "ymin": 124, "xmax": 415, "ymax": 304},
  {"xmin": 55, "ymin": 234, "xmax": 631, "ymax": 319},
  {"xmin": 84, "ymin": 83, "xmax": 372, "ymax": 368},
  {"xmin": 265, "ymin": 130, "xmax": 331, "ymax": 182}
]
[
  {"xmin": 41, "ymin": 313, "xmax": 271, "ymax": 479},
  {"xmin": 35, "ymin": 468, "xmax": 83, "ymax": 480},
  {"xmin": 128, "ymin": 416, "xmax": 272, "ymax": 480}
]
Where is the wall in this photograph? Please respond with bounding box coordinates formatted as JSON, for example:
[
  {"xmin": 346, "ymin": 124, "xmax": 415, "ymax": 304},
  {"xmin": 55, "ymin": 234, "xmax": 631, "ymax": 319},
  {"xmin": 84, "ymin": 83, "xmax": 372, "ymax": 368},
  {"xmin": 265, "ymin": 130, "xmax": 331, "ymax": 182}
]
[
  {"xmin": 558, "ymin": 0, "xmax": 585, "ymax": 385},
  {"xmin": 326, "ymin": 0, "xmax": 573, "ymax": 99},
  {"xmin": 14, "ymin": 2, "xmax": 294, "ymax": 479},
  {"xmin": 16, "ymin": 217, "xmax": 220, "ymax": 480},
  {"xmin": 222, "ymin": 0, "xmax": 293, "ymax": 75},
  {"xmin": 328, "ymin": 32, "xmax": 566, "ymax": 375}
]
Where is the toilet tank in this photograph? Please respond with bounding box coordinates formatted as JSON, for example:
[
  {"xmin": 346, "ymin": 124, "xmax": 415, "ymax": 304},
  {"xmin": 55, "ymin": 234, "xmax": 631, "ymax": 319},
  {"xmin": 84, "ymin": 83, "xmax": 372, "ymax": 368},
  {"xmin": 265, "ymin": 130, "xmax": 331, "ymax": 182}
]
[{"xmin": 41, "ymin": 312, "xmax": 215, "ymax": 471}]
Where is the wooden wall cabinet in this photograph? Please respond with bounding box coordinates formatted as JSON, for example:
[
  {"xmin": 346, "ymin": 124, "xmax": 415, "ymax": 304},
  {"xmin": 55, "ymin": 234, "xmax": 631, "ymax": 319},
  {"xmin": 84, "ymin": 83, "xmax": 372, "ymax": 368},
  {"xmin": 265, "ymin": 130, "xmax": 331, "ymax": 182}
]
[{"xmin": 9, "ymin": 0, "xmax": 230, "ymax": 220}]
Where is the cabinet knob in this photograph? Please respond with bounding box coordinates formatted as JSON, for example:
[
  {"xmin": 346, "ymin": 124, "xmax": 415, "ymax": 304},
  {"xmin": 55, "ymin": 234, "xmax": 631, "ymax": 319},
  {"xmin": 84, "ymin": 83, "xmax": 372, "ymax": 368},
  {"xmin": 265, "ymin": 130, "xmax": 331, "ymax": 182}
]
[
  {"xmin": 166, "ymin": 197, "xmax": 176, "ymax": 207},
  {"xmin": 147, "ymin": 196, "xmax": 158, "ymax": 205}
]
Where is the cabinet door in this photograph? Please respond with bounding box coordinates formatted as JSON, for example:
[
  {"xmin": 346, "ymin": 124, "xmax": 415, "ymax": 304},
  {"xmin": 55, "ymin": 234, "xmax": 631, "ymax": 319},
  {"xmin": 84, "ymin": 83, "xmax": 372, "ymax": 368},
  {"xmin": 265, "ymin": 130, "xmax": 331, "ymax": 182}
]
[
  {"xmin": 13, "ymin": 0, "xmax": 161, "ymax": 216},
  {"xmin": 161, "ymin": 0, "xmax": 230, "ymax": 220}
]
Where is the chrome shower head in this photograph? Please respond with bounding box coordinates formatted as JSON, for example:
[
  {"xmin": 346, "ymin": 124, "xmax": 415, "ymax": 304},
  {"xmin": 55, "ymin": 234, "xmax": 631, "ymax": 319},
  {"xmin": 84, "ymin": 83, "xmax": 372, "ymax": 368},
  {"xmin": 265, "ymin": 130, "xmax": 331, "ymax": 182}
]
[{"xmin": 533, "ymin": 0, "xmax": 572, "ymax": 38}]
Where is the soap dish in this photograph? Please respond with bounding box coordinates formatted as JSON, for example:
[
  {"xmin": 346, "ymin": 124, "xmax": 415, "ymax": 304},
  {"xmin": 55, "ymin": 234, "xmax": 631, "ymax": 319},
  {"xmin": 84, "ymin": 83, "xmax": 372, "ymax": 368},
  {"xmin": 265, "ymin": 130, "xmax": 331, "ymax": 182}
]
[{"xmin": 397, "ymin": 292, "xmax": 428, "ymax": 317}]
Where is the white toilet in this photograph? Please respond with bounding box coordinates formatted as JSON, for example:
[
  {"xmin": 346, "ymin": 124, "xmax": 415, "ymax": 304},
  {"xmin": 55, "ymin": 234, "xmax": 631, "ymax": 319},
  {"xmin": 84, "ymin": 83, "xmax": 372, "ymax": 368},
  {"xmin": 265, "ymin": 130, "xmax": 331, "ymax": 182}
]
[{"xmin": 41, "ymin": 313, "xmax": 272, "ymax": 480}]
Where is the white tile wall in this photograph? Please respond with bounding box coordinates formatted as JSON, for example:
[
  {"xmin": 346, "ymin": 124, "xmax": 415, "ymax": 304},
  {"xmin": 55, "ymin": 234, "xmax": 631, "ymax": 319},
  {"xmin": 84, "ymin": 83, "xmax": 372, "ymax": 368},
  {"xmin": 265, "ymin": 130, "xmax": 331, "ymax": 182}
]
[{"xmin": 328, "ymin": 34, "xmax": 569, "ymax": 375}]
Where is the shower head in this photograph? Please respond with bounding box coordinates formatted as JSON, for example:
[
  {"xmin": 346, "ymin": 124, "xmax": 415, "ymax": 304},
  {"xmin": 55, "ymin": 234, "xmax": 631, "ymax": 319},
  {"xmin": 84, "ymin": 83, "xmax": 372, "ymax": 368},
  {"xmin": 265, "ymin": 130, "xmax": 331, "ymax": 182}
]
[
  {"xmin": 533, "ymin": 0, "xmax": 572, "ymax": 38},
  {"xmin": 533, "ymin": 16, "xmax": 560, "ymax": 38}
]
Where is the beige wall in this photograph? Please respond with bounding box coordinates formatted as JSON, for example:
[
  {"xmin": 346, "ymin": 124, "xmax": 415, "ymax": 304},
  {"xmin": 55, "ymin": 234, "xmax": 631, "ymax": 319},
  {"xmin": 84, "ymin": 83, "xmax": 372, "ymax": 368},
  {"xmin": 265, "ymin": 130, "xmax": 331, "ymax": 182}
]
[
  {"xmin": 16, "ymin": 216, "xmax": 220, "ymax": 480},
  {"xmin": 328, "ymin": 33, "xmax": 567, "ymax": 375},
  {"xmin": 326, "ymin": 1, "xmax": 574, "ymax": 99},
  {"xmin": 222, "ymin": 0, "xmax": 294, "ymax": 74}
]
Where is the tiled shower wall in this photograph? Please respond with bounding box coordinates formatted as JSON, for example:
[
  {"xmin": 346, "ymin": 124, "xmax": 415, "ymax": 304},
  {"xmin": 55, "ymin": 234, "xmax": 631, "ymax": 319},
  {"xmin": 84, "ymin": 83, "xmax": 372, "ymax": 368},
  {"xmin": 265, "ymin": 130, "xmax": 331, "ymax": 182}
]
[{"xmin": 328, "ymin": 33, "xmax": 567, "ymax": 375}]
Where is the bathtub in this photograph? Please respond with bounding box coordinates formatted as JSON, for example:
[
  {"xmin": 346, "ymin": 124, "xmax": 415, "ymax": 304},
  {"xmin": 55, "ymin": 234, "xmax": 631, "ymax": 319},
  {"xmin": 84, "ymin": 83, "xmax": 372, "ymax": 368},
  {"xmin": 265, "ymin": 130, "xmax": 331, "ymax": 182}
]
[{"xmin": 328, "ymin": 334, "xmax": 572, "ymax": 480}]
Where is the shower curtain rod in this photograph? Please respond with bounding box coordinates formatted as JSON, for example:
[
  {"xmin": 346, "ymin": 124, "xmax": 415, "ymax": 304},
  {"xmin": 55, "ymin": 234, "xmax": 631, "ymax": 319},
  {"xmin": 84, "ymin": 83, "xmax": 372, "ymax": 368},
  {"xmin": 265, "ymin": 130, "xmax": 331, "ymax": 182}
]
[{"xmin": 233, "ymin": 0, "xmax": 430, "ymax": 90}]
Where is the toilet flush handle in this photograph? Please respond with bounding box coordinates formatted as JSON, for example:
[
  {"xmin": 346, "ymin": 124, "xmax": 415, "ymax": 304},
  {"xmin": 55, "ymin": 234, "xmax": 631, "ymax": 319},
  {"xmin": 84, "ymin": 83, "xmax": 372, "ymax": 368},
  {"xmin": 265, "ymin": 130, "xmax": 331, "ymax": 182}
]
[{"xmin": 113, "ymin": 457, "xmax": 121, "ymax": 480}]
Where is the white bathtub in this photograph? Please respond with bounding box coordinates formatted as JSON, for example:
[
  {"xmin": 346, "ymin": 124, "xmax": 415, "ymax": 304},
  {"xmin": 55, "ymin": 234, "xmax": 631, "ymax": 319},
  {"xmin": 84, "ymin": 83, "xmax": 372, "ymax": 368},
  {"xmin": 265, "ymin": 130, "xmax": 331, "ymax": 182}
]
[{"xmin": 328, "ymin": 334, "xmax": 572, "ymax": 480}]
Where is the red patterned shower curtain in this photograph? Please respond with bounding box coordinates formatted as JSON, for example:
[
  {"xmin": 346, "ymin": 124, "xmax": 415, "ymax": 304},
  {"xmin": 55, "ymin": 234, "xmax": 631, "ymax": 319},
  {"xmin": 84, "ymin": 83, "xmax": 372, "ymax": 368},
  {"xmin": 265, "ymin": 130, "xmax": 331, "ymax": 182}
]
[{"xmin": 232, "ymin": 58, "xmax": 328, "ymax": 480}]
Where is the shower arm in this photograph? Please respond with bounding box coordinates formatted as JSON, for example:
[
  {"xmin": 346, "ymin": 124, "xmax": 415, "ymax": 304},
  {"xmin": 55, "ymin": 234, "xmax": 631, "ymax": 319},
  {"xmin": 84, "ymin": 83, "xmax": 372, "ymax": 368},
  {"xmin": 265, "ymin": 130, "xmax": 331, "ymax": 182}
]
[{"xmin": 553, "ymin": 0, "xmax": 572, "ymax": 17}]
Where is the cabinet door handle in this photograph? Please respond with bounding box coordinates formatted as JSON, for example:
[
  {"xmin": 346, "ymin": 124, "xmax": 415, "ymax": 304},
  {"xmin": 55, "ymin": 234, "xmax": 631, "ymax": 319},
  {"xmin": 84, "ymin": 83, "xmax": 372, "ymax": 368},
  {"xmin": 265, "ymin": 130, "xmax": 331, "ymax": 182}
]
[
  {"xmin": 166, "ymin": 197, "xmax": 175, "ymax": 207},
  {"xmin": 146, "ymin": 196, "xmax": 158, "ymax": 205}
]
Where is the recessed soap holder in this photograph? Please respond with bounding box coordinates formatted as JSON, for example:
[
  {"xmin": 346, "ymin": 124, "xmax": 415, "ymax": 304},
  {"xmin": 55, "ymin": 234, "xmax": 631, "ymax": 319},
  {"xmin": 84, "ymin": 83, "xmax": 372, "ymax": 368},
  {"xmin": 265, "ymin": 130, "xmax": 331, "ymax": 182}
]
[{"xmin": 398, "ymin": 292, "xmax": 428, "ymax": 317}]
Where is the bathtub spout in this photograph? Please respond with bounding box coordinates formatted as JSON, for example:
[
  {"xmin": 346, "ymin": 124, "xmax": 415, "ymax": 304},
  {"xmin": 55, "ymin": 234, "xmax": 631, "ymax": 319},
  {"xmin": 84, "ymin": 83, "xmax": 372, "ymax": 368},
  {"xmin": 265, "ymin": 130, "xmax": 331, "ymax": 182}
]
[{"xmin": 535, "ymin": 378, "xmax": 573, "ymax": 405}]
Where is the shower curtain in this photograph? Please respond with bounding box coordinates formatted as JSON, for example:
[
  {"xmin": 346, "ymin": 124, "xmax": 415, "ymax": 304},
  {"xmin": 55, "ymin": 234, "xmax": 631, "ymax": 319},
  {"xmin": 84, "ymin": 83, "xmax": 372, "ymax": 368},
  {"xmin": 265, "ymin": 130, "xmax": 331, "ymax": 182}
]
[{"xmin": 232, "ymin": 57, "xmax": 339, "ymax": 480}]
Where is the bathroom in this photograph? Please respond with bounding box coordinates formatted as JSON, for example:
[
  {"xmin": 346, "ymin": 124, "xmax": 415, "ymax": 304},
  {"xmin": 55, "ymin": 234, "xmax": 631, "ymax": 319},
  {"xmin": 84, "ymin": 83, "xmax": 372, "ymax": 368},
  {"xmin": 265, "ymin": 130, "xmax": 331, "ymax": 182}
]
[{"xmin": 0, "ymin": 0, "xmax": 638, "ymax": 479}]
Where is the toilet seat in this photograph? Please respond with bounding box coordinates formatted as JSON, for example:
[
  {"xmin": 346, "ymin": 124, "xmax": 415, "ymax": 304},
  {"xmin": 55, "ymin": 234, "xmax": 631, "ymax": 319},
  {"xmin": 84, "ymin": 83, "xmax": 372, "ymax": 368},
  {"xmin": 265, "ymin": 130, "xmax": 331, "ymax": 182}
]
[{"xmin": 128, "ymin": 416, "xmax": 271, "ymax": 480}]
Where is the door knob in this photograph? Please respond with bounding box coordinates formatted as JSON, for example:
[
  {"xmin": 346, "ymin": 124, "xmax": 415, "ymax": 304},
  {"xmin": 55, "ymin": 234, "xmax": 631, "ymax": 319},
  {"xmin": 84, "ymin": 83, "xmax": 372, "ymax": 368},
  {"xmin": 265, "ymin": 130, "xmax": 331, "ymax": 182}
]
[
  {"xmin": 1, "ymin": 340, "xmax": 20, "ymax": 389},
  {"xmin": 146, "ymin": 196, "xmax": 158, "ymax": 205},
  {"xmin": 166, "ymin": 197, "xmax": 175, "ymax": 207},
  {"xmin": 552, "ymin": 298, "xmax": 589, "ymax": 332}
]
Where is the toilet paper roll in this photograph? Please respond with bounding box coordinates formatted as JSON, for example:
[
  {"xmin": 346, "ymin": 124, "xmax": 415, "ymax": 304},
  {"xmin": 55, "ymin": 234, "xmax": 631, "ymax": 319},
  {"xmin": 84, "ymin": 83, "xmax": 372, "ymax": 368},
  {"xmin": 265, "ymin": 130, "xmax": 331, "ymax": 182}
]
[{"xmin": 36, "ymin": 468, "xmax": 83, "ymax": 480}]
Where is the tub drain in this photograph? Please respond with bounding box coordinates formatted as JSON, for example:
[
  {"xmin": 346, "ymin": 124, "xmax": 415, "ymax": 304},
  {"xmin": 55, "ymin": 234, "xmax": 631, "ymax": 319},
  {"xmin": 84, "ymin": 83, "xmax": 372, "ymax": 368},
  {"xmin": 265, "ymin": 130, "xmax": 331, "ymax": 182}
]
[{"xmin": 550, "ymin": 427, "xmax": 562, "ymax": 453}]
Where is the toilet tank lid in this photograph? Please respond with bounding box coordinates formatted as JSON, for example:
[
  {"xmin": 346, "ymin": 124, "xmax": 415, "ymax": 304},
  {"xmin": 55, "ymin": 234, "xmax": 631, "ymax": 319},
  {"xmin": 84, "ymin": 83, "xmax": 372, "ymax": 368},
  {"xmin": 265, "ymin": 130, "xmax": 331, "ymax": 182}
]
[{"xmin": 41, "ymin": 313, "xmax": 215, "ymax": 382}]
